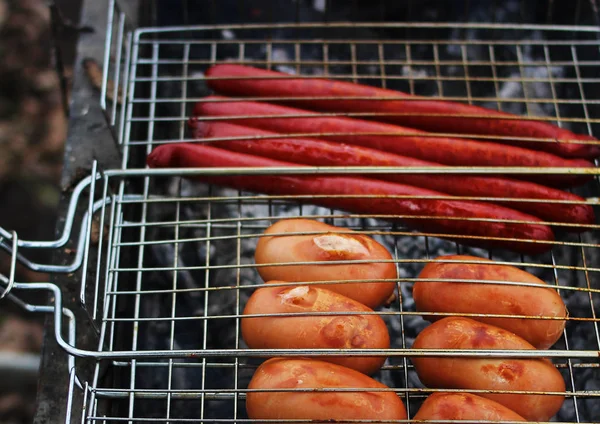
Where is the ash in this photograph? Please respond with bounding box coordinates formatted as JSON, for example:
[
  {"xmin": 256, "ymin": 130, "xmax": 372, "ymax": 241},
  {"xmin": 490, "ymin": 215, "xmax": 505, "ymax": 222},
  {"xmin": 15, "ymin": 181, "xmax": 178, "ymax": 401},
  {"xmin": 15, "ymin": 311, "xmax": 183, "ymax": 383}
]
[{"xmin": 128, "ymin": 0, "xmax": 599, "ymax": 421}]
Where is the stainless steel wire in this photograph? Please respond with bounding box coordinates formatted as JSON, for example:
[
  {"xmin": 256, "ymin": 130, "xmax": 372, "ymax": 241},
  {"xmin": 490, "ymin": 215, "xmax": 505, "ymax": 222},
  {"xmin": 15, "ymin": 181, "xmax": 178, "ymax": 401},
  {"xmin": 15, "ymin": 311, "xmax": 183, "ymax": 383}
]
[
  {"xmin": 2, "ymin": 0, "xmax": 600, "ymax": 422},
  {"xmin": 85, "ymin": 14, "xmax": 600, "ymax": 422}
]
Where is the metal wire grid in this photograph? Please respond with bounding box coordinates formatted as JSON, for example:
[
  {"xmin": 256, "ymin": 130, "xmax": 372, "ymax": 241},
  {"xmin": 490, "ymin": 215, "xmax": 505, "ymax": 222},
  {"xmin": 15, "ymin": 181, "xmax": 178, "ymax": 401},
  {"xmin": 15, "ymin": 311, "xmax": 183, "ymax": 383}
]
[
  {"xmin": 0, "ymin": 166, "xmax": 596, "ymax": 422},
  {"xmin": 0, "ymin": 0, "xmax": 591, "ymax": 422},
  {"xmin": 61, "ymin": 10, "xmax": 600, "ymax": 423},
  {"xmin": 56, "ymin": 18, "xmax": 600, "ymax": 422},
  {"xmin": 0, "ymin": 2, "xmax": 594, "ymax": 422},
  {"xmin": 66, "ymin": 173, "xmax": 598, "ymax": 423},
  {"xmin": 109, "ymin": 26, "xmax": 600, "ymax": 168}
]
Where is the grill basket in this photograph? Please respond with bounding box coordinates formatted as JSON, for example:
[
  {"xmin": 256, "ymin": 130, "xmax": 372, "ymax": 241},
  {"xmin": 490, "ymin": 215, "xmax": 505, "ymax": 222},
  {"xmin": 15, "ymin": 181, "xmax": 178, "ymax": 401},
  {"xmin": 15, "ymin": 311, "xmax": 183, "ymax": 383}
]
[{"xmin": 2, "ymin": 0, "xmax": 600, "ymax": 423}]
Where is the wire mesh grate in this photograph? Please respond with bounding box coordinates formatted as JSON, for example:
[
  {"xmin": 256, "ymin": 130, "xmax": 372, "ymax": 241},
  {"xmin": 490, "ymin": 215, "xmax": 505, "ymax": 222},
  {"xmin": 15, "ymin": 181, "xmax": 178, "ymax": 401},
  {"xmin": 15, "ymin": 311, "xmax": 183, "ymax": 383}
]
[
  {"xmin": 75, "ymin": 189, "xmax": 599, "ymax": 423},
  {"xmin": 12, "ymin": 9, "xmax": 585, "ymax": 423}
]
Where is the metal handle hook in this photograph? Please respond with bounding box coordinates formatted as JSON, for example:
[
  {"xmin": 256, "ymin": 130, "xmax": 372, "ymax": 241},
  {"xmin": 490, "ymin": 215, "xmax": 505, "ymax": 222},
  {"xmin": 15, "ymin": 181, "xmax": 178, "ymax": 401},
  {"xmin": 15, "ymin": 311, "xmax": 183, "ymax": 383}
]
[{"xmin": 0, "ymin": 232, "xmax": 18, "ymax": 300}]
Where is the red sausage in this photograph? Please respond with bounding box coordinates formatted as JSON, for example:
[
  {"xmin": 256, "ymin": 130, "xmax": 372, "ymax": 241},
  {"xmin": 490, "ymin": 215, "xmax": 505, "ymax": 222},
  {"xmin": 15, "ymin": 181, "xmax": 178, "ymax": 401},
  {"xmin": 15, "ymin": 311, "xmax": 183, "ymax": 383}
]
[
  {"xmin": 204, "ymin": 64, "xmax": 600, "ymax": 159},
  {"xmin": 194, "ymin": 95, "xmax": 594, "ymax": 188},
  {"xmin": 146, "ymin": 143, "xmax": 555, "ymax": 255},
  {"xmin": 189, "ymin": 118, "xmax": 594, "ymax": 230}
]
